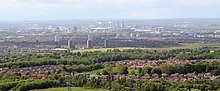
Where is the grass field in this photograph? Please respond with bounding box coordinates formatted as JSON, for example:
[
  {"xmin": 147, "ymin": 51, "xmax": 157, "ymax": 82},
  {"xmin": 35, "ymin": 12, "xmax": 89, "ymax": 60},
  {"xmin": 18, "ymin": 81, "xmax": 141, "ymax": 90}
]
[
  {"xmin": 0, "ymin": 40, "xmax": 4, "ymax": 42},
  {"xmin": 84, "ymin": 68, "xmax": 105, "ymax": 74},
  {"xmin": 72, "ymin": 47, "xmax": 137, "ymax": 53},
  {"xmin": 153, "ymin": 43, "xmax": 220, "ymax": 50},
  {"xmin": 31, "ymin": 87, "xmax": 110, "ymax": 91},
  {"xmin": 72, "ymin": 43, "xmax": 220, "ymax": 53},
  {"xmin": 128, "ymin": 68, "xmax": 139, "ymax": 74}
]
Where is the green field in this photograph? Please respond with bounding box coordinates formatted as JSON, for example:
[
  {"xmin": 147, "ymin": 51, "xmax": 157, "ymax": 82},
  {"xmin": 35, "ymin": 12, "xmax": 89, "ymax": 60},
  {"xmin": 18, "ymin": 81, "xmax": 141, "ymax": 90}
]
[
  {"xmin": 72, "ymin": 47, "xmax": 138, "ymax": 53},
  {"xmin": 0, "ymin": 40, "xmax": 4, "ymax": 42},
  {"xmin": 154, "ymin": 43, "xmax": 220, "ymax": 50},
  {"xmin": 31, "ymin": 87, "xmax": 110, "ymax": 91},
  {"xmin": 72, "ymin": 43, "xmax": 220, "ymax": 53},
  {"xmin": 84, "ymin": 68, "xmax": 105, "ymax": 74},
  {"xmin": 128, "ymin": 69, "xmax": 139, "ymax": 74}
]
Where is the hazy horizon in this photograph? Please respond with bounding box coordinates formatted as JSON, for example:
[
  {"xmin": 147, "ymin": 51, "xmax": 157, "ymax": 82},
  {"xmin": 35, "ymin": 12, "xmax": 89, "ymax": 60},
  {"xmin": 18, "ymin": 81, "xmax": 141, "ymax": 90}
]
[{"xmin": 0, "ymin": 0, "xmax": 220, "ymax": 21}]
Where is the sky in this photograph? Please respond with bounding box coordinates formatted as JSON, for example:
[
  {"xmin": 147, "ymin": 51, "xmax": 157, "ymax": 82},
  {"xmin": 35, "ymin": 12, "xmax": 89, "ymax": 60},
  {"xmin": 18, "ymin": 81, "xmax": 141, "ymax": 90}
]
[{"xmin": 0, "ymin": 0, "xmax": 220, "ymax": 21}]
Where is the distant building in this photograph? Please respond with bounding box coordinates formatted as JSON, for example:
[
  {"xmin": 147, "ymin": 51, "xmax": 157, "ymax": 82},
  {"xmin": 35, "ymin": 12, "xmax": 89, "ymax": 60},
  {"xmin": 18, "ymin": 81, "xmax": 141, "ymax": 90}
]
[
  {"xmin": 136, "ymin": 33, "xmax": 140, "ymax": 37},
  {"xmin": 74, "ymin": 26, "xmax": 78, "ymax": 31},
  {"xmin": 68, "ymin": 39, "xmax": 75, "ymax": 49},
  {"xmin": 116, "ymin": 22, "xmax": 120, "ymax": 28},
  {"xmin": 87, "ymin": 40, "xmax": 93, "ymax": 48},
  {"xmin": 88, "ymin": 34, "xmax": 93, "ymax": 40},
  {"xmin": 54, "ymin": 27, "xmax": 61, "ymax": 42},
  {"xmin": 87, "ymin": 34, "xmax": 93, "ymax": 48},
  {"xmin": 55, "ymin": 34, "xmax": 61, "ymax": 42},
  {"xmin": 67, "ymin": 28, "xmax": 72, "ymax": 33},
  {"xmin": 120, "ymin": 22, "xmax": 125, "ymax": 28},
  {"xmin": 55, "ymin": 33, "xmax": 61, "ymax": 48},
  {"xmin": 54, "ymin": 27, "xmax": 60, "ymax": 32},
  {"xmin": 52, "ymin": 48, "xmax": 70, "ymax": 53},
  {"xmin": 130, "ymin": 33, "xmax": 134, "ymax": 37},
  {"xmin": 104, "ymin": 39, "xmax": 109, "ymax": 48},
  {"xmin": 116, "ymin": 22, "xmax": 125, "ymax": 28}
]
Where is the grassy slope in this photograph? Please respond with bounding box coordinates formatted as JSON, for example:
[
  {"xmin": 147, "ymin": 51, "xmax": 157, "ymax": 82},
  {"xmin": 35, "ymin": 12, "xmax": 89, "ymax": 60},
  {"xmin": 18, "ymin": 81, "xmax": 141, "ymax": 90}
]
[
  {"xmin": 152, "ymin": 43, "xmax": 206, "ymax": 50},
  {"xmin": 128, "ymin": 69, "xmax": 139, "ymax": 74},
  {"xmin": 72, "ymin": 43, "xmax": 220, "ymax": 53},
  {"xmin": 0, "ymin": 40, "xmax": 4, "ymax": 42},
  {"xmin": 31, "ymin": 87, "xmax": 109, "ymax": 91},
  {"xmin": 84, "ymin": 68, "xmax": 105, "ymax": 74},
  {"xmin": 72, "ymin": 47, "xmax": 136, "ymax": 53}
]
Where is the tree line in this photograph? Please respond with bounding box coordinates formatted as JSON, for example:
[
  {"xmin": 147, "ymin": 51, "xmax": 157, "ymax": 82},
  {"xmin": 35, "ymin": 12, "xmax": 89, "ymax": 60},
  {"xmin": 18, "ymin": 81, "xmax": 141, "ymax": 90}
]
[{"xmin": 0, "ymin": 48, "xmax": 219, "ymax": 68}]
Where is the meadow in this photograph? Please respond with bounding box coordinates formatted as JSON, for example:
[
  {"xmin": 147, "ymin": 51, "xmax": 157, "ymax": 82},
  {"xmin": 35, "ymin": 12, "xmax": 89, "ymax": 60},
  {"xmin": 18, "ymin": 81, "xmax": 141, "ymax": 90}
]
[{"xmin": 72, "ymin": 43, "xmax": 220, "ymax": 53}]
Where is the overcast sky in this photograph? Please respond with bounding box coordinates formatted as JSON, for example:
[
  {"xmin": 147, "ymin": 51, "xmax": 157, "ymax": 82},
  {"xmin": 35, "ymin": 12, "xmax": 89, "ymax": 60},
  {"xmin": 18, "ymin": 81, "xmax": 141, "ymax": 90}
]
[{"xmin": 0, "ymin": 0, "xmax": 220, "ymax": 21}]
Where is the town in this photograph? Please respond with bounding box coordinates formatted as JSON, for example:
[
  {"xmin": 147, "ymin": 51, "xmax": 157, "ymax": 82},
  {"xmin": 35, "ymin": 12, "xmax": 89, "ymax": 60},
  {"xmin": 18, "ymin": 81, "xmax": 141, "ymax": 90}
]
[
  {"xmin": 0, "ymin": 19, "xmax": 220, "ymax": 91},
  {"xmin": 0, "ymin": 19, "xmax": 220, "ymax": 56}
]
